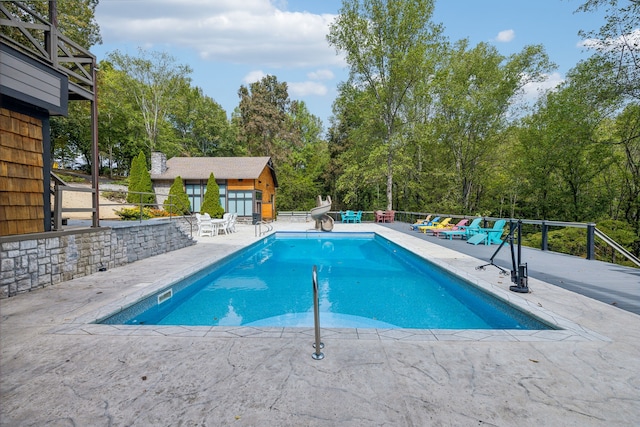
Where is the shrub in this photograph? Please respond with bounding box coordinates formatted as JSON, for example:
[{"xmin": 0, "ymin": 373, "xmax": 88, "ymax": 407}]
[
  {"xmin": 114, "ymin": 206, "xmax": 170, "ymax": 220},
  {"xmin": 148, "ymin": 208, "xmax": 170, "ymax": 218},
  {"xmin": 56, "ymin": 173, "xmax": 86, "ymax": 183},
  {"xmin": 522, "ymin": 219, "xmax": 638, "ymax": 266},
  {"xmin": 164, "ymin": 176, "xmax": 191, "ymax": 215},
  {"xmin": 200, "ymin": 172, "xmax": 225, "ymax": 218},
  {"xmin": 127, "ymin": 151, "xmax": 155, "ymax": 205},
  {"xmin": 594, "ymin": 219, "xmax": 638, "ymax": 265},
  {"xmin": 115, "ymin": 207, "xmax": 152, "ymax": 220},
  {"xmin": 102, "ymin": 191, "xmax": 127, "ymax": 203},
  {"xmin": 126, "ymin": 152, "xmax": 143, "ymax": 203},
  {"xmin": 523, "ymin": 227, "xmax": 587, "ymax": 257}
]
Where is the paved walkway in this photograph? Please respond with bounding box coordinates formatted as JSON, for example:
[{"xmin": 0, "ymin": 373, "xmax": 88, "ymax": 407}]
[
  {"xmin": 381, "ymin": 221, "xmax": 640, "ymax": 316},
  {"xmin": 1, "ymin": 221, "xmax": 639, "ymax": 426}
]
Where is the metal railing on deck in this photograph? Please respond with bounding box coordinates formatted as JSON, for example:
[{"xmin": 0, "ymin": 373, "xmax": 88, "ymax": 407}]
[
  {"xmin": 278, "ymin": 209, "xmax": 639, "ymax": 267},
  {"xmin": 594, "ymin": 228, "xmax": 640, "ymax": 267}
]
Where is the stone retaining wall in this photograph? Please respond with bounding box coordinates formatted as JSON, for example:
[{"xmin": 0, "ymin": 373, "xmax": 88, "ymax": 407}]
[
  {"xmin": 276, "ymin": 212, "xmax": 311, "ymax": 223},
  {"xmin": 0, "ymin": 219, "xmax": 195, "ymax": 298}
]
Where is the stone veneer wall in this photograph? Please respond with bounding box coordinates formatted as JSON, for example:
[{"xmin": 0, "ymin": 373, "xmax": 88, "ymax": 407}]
[{"xmin": 0, "ymin": 219, "xmax": 195, "ymax": 298}]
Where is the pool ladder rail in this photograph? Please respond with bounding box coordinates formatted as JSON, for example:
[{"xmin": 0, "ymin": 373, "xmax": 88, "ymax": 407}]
[
  {"xmin": 312, "ymin": 265, "xmax": 324, "ymax": 360},
  {"xmin": 254, "ymin": 221, "xmax": 274, "ymax": 237}
]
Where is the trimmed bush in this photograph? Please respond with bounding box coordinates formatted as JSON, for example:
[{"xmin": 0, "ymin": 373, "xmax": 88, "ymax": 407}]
[
  {"xmin": 114, "ymin": 206, "xmax": 170, "ymax": 221},
  {"xmin": 200, "ymin": 172, "xmax": 224, "ymax": 218},
  {"xmin": 164, "ymin": 176, "xmax": 191, "ymax": 215},
  {"xmin": 127, "ymin": 151, "xmax": 156, "ymax": 205},
  {"xmin": 126, "ymin": 153, "xmax": 143, "ymax": 203}
]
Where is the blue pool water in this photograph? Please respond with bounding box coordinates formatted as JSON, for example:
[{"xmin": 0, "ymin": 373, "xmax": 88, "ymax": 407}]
[{"xmin": 100, "ymin": 232, "xmax": 552, "ymax": 330}]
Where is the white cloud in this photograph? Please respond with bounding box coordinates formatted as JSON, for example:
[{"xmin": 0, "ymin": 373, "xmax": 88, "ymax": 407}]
[
  {"xmin": 242, "ymin": 70, "xmax": 267, "ymax": 84},
  {"xmin": 521, "ymin": 72, "xmax": 563, "ymax": 100},
  {"xmin": 308, "ymin": 69, "xmax": 334, "ymax": 80},
  {"xmin": 288, "ymin": 81, "xmax": 328, "ymax": 96},
  {"xmin": 578, "ymin": 28, "xmax": 640, "ymax": 53},
  {"xmin": 495, "ymin": 29, "xmax": 515, "ymax": 43},
  {"xmin": 96, "ymin": 0, "xmax": 341, "ymax": 68},
  {"xmin": 241, "ymin": 71, "xmax": 328, "ymax": 97}
]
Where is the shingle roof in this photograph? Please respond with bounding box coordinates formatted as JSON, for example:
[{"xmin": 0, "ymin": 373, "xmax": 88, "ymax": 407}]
[{"xmin": 150, "ymin": 157, "xmax": 274, "ymax": 182}]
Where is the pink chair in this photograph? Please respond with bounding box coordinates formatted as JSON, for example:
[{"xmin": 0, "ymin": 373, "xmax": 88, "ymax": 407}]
[{"xmin": 431, "ymin": 219, "xmax": 469, "ymax": 237}]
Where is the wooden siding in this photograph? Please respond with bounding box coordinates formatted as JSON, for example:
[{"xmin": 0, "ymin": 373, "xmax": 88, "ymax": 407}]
[
  {"xmin": 0, "ymin": 44, "xmax": 68, "ymax": 116},
  {"xmin": 227, "ymin": 168, "xmax": 276, "ymax": 220},
  {"xmin": 0, "ymin": 108, "xmax": 45, "ymax": 236},
  {"xmin": 256, "ymin": 167, "xmax": 276, "ymax": 220},
  {"xmin": 226, "ymin": 179, "xmax": 254, "ymax": 191}
]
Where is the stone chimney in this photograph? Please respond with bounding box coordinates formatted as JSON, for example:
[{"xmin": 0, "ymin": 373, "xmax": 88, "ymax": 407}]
[{"xmin": 150, "ymin": 152, "xmax": 167, "ymax": 175}]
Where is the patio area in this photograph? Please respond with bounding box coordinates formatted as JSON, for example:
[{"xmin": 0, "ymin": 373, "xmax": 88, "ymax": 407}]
[{"xmin": 1, "ymin": 221, "xmax": 639, "ymax": 426}]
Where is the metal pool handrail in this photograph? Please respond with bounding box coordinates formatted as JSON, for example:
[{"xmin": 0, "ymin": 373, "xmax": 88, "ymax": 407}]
[
  {"xmin": 312, "ymin": 265, "xmax": 324, "ymax": 360},
  {"xmin": 254, "ymin": 221, "xmax": 273, "ymax": 237}
]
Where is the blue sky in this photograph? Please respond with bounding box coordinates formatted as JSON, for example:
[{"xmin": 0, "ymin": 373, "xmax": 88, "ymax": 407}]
[{"xmin": 92, "ymin": 0, "xmax": 608, "ymax": 130}]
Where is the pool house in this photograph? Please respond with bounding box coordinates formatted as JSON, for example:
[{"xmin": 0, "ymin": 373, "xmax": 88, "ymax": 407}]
[{"xmin": 150, "ymin": 152, "xmax": 278, "ymax": 222}]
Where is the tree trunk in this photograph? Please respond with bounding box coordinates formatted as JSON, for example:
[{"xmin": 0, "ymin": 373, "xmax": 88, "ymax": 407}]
[{"xmin": 386, "ymin": 132, "xmax": 394, "ymax": 211}]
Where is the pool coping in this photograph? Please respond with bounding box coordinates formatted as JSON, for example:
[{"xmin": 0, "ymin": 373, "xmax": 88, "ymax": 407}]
[{"xmin": 48, "ymin": 226, "xmax": 610, "ymax": 343}]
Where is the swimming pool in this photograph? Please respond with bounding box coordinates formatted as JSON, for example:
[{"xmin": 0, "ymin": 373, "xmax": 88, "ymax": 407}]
[{"xmin": 100, "ymin": 232, "xmax": 552, "ymax": 330}]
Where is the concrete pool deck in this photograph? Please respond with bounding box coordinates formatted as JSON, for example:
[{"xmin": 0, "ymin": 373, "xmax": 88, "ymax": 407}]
[{"xmin": 1, "ymin": 221, "xmax": 639, "ymax": 425}]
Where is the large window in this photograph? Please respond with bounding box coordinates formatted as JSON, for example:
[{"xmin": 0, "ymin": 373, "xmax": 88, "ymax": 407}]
[
  {"xmin": 218, "ymin": 184, "xmax": 226, "ymax": 212},
  {"xmin": 185, "ymin": 183, "xmax": 202, "ymax": 213},
  {"xmin": 228, "ymin": 190, "xmax": 253, "ymax": 216}
]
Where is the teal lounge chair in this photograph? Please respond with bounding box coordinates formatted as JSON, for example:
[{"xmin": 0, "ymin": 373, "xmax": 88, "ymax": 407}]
[{"xmin": 466, "ymin": 219, "xmax": 506, "ymax": 245}]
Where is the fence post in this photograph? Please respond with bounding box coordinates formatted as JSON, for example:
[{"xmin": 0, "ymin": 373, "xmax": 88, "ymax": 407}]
[
  {"xmin": 586, "ymin": 223, "xmax": 596, "ymax": 260},
  {"xmin": 541, "ymin": 220, "xmax": 548, "ymax": 251},
  {"xmin": 54, "ymin": 184, "xmax": 63, "ymax": 230}
]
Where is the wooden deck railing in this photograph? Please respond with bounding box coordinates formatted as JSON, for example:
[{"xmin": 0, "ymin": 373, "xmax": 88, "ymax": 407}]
[{"xmin": 0, "ymin": 1, "xmax": 96, "ymax": 101}]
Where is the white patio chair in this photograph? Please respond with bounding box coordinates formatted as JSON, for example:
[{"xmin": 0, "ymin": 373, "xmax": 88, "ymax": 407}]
[
  {"xmin": 196, "ymin": 213, "xmax": 216, "ymax": 237},
  {"xmin": 218, "ymin": 213, "xmax": 232, "ymax": 235},
  {"xmin": 198, "ymin": 219, "xmax": 216, "ymax": 237},
  {"xmin": 229, "ymin": 213, "xmax": 237, "ymax": 232}
]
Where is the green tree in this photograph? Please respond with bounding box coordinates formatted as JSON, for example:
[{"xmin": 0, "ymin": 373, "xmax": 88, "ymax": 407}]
[
  {"xmin": 612, "ymin": 104, "xmax": 640, "ymax": 236},
  {"xmin": 236, "ymin": 75, "xmax": 293, "ymax": 165},
  {"xmin": 327, "ymin": 0, "xmax": 444, "ymax": 210},
  {"xmin": 108, "ymin": 49, "xmax": 193, "ymax": 152},
  {"xmin": 577, "ymin": 0, "xmax": 639, "ymax": 102},
  {"xmin": 329, "ymin": 85, "xmax": 387, "ymax": 209},
  {"xmin": 164, "ymin": 176, "xmax": 191, "ymax": 215},
  {"xmin": 127, "ymin": 151, "xmax": 155, "ymax": 205},
  {"xmin": 277, "ymin": 101, "xmax": 329, "ymax": 210},
  {"xmin": 126, "ymin": 152, "xmax": 143, "ymax": 203},
  {"xmin": 428, "ymin": 40, "xmax": 553, "ymax": 213},
  {"xmin": 50, "ymin": 102, "xmax": 92, "ymax": 171},
  {"xmin": 137, "ymin": 154, "xmax": 156, "ymax": 205},
  {"xmin": 517, "ymin": 57, "xmax": 620, "ymax": 221},
  {"xmin": 200, "ymin": 173, "xmax": 224, "ymax": 218},
  {"xmin": 96, "ymin": 60, "xmax": 147, "ymax": 177},
  {"xmin": 169, "ymin": 86, "xmax": 239, "ymax": 157}
]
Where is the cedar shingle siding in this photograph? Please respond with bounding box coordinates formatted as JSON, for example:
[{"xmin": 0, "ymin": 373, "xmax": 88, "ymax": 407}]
[{"xmin": 0, "ymin": 108, "xmax": 45, "ymax": 235}]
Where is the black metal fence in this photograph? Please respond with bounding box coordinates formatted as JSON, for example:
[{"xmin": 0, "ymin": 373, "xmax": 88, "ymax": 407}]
[{"xmin": 281, "ymin": 210, "xmax": 639, "ymax": 267}]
